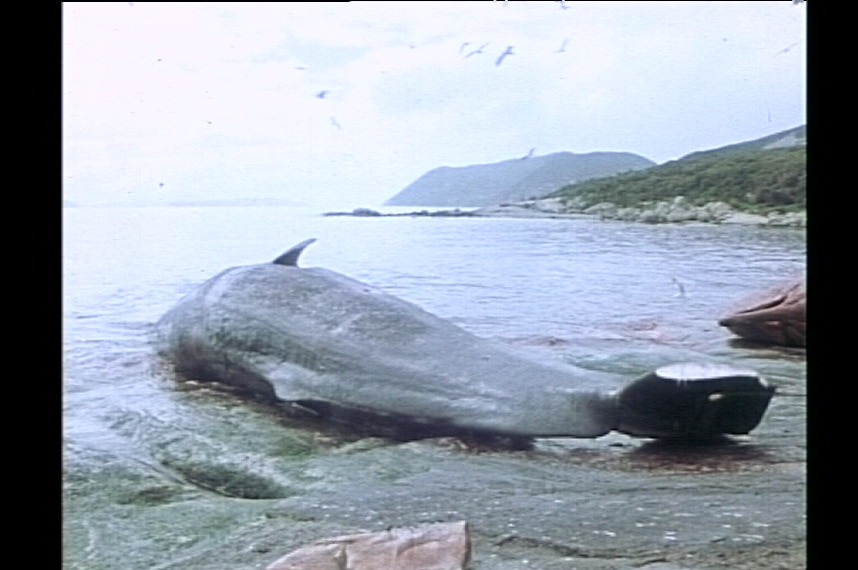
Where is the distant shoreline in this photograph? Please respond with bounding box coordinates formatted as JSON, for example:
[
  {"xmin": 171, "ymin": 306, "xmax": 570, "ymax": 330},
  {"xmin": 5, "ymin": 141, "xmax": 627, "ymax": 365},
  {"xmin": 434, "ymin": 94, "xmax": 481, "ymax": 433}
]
[{"xmin": 322, "ymin": 200, "xmax": 807, "ymax": 228}]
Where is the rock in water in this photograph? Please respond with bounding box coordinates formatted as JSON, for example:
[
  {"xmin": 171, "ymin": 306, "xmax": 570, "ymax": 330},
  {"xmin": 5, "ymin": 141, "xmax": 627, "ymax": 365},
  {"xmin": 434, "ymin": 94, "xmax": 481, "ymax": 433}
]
[{"xmin": 719, "ymin": 278, "xmax": 806, "ymax": 347}]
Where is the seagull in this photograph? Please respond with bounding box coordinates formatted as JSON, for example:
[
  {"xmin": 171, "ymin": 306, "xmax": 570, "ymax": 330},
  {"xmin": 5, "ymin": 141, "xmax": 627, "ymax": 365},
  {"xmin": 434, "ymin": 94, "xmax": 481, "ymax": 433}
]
[
  {"xmin": 557, "ymin": 39, "xmax": 569, "ymax": 53},
  {"xmin": 496, "ymin": 46, "xmax": 514, "ymax": 66},
  {"xmin": 464, "ymin": 43, "xmax": 489, "ymax": 58},
  {"xmin": 521, "ymin": 148, "xmax": 536, "ymax": 160},
  {"xmin": 459, "ymin": 42, "xmax": 470, "ymax": 54},
  {"xmin": 316, "ymin": 90, "xmax": 329, "ymax": 99},
  {"xmin": 670, "ymin": 277, "xmax": 686, "ymax": 298},
  {"xmin": 775, "ymin": 41, "xmax": 801, "ymax": 55},
  {"xmin": 330, "ymin": 117, "xmax": 342, "ymax": 130}
]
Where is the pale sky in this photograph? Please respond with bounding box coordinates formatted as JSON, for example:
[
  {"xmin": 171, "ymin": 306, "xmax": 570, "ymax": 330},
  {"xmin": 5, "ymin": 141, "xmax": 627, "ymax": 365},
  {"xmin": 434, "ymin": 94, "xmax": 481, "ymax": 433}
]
[{"xmin": 62, "ymin": 1, "xmax": 806, "ymax": 208}]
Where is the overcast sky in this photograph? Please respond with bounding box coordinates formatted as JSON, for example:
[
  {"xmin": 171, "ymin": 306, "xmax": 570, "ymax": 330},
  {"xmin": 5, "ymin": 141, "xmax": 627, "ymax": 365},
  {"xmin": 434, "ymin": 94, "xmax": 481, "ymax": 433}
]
[{"xmin": 62, "ymin": 1, "xmax": 806, "ymax": 208}]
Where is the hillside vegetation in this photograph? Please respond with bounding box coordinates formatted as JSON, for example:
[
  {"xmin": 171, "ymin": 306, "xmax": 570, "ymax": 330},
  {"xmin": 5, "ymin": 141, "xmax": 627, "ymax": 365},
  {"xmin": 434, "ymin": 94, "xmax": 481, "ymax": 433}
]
[
  {"xmin": 680, "ymin": 124, "xmax": 806, "ymax": 161},
  {"xmin": 548, "ymin": 145, "xmax": 806, "ymax": 215}
]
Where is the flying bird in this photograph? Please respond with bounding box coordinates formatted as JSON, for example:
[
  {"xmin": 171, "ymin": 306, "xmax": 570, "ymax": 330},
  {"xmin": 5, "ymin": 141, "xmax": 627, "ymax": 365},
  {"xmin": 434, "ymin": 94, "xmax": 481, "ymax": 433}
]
[
  {"xmin": 557, "ymin": 39, "xmax": 569, "ymax": 53},
  {"xmin": 496, "ymin": 46, "xmax": 515, "ymax": 66},
  {"xmin": 775, "ymin": 41, "xmax": 801, "ymax": 55},
  {"xmin": 670, "ymin": 277, "xmax": 686, "ymax": 298},
  {"xmin": 521, "ymin": 148, "xmax": 536, "ymax": 160},
  {"xmin": 459, "ymin": 42, "xmax": 470, "ymax": 54},
  {"xmin": 316, "ymin": 90, "xmax": 329, "ymax": 99},
  {"xmin": 464, "ymin": 43, "xmax": 489, "ymax": 58},
  {"xmin": 329, "ymin": 117, "xmax": 342, "ymax": 130}
]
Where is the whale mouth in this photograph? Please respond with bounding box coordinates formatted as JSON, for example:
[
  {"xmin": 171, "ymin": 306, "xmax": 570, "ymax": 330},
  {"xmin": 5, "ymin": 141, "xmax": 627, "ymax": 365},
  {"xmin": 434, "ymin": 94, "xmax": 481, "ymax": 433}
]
[{"xmin": 614, "ymin": 363, "xmax": 776, "ymax": 439}]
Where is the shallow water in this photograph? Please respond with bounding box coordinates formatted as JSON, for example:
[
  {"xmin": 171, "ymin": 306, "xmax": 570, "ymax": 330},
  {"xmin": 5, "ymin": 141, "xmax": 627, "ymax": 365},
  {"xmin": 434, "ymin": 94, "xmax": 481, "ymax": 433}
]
[{"xmin": 62, "ymin": 206, "xmax": 806, "ymax": 569}]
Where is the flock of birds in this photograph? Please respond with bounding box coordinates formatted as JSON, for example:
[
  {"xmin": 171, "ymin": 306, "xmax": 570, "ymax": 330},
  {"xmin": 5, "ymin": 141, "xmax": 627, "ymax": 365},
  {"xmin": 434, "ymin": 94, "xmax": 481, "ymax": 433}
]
[
  {"xmin": 311, "ymin": 37, "xmax": 571, "ymax": 130},
  {"xmin": 127, "ymin": 0, "xmax": 577, "ymax": 135},
  {"xmin": 459, "ymin": 42, "xmax": 518, "ymax": 66},
  {"xmin": 270, "ymin": 0, "xmax": 800, "ymax": 135},
  {"xmin": 458, "ymin": 39, "xmax": 569, "ymax": 66}
]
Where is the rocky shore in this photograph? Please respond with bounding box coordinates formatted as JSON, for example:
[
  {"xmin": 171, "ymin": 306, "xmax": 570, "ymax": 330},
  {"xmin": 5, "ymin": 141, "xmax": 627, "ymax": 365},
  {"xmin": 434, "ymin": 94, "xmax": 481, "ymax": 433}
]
[
  {"xmin": 479, "ymin": 197, "xmax": 806, "ymax": 228},
  {"xmin": 323, "ymin": 207, "xmax": 477, "ymax": 218},
  {"xmin": 324, "ymin": 197, "xmax": 806, "ymax": 228}
]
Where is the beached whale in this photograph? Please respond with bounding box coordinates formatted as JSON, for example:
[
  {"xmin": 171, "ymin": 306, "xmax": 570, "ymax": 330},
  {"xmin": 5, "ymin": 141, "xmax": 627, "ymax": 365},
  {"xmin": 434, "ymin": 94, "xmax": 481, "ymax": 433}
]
[{"xmin": 156, "ymin": 239, "xmax": 774, "ymax": 440}]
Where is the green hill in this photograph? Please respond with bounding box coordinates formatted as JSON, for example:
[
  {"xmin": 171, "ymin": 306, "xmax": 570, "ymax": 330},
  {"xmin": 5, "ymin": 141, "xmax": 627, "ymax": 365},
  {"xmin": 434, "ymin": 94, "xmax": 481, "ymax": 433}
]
[
  {"xmin": 548, "ymin": 127, "xmax": 806, "ymax": 215},
  {"xmin": 679, "ymin": 125, "xmax": 806, "ymax": 161}
]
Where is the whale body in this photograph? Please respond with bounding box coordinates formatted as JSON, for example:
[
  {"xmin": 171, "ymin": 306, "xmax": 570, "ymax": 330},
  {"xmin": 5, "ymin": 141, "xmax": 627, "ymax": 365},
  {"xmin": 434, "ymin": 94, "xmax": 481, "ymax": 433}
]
[{"xmin": 156, "ymin": 240, "xmax": 774, "ymax": 440}]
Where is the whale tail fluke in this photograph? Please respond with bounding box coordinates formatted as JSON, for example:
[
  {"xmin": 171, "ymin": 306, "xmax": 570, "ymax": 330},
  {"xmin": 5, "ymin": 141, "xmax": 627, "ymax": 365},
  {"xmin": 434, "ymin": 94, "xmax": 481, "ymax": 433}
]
[
  {"xmin": 614, "ymin": 363, "xmax": 775, "ymax": 439},
  {"xmin": 273, "ymin": 238, "xmax": 318, "ymax": 267}
]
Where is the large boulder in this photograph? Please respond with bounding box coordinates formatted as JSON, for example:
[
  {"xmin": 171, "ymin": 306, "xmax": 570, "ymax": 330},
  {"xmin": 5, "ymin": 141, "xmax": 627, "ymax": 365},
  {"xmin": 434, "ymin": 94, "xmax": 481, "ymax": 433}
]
[
  {"xmin": 718, "ymin": 278, "xmax": 806, "ymax": 347},
  {"xmin": 266, "ymin": 521, "xmax": 471, "ymax": 570}
]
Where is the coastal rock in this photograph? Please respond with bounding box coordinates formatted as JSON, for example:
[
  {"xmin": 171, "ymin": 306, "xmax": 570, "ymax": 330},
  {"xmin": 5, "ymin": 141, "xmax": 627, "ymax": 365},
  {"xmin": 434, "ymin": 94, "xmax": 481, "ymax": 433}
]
[
  {"xmin": 697, "ymin": 201, "xmax": 734, "ymax": 223},
  {"xmin": 266, "ymin": 521, "xmax": 471, "ymax": 570},
  {"xmin": 521, "ymin": 197, "xmax": 567, "ymax": 213},
  {"xmin": 323, "ymin": 198, "xmax": 804, "ymax": 227},
  {"xmin": 501, "ymin": 199, "xmax": 805, "ymax": 227},
  {"xmin": 718, "ymin": 278, "xmax": 806, "ymax": 347},
  {"xmin": 583, "ymin": 202, "xmax": 618, "ymax": 216},
  {"xmin": 558, "ymin": 195, "xmax": 589, "ymax": 211},
  {"xmin": 664, "ymin": 198, "xmax": 697, "ymax": 222},
  {"xmin": 720, "ymin": 212, "xmax": 769, "ymax": 225},
  {"xmin": 638, "ymin": 207, "xmax": 665, "ymax": 224},
  {"xmin": 579, "ymin": 198, "xmax": 737, "ymax": 225},
  {"xmin": 766, "ymin": 211, "xmax": 807, "ymax": 227},
  {"xmin": 351, "ymin": 207, "xmax": 382, "ymax": 217}
]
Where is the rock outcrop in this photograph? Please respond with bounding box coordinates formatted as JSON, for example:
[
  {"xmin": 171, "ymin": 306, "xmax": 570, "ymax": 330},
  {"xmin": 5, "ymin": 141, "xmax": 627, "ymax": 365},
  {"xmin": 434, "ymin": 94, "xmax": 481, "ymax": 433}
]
[
  {"xmin": 718, "ymin": 278, "xmax": 806, "ymax": 347},
  {"xmin": 266, "ymin": 521, "xmax": 471, "ymax": 570},
  {"xmin": 522, "ymin": 196, "xmax": 806, "ymax": 227}
]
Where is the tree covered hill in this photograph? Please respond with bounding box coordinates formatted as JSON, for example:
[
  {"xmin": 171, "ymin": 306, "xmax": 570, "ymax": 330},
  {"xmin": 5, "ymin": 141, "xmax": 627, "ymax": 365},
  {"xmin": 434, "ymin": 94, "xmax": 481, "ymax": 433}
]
[
  {"xmin": 547, "ymin": 127, "xmax": 806, "ymax": 215},
  {"xmin": 680, "ymin": 125, "xmax": 806, "ymax": 161}
]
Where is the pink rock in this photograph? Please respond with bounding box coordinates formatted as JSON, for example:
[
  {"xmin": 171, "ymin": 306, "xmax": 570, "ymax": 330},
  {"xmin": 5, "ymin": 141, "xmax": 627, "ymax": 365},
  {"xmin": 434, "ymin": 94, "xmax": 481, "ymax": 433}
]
[
  {"xmin": 718, "ymin": 278, "xmax": 806, "ymax": 347},
  {"xmin": 266, "ymin": 521, "xmax": 471, "ymax": 570}
]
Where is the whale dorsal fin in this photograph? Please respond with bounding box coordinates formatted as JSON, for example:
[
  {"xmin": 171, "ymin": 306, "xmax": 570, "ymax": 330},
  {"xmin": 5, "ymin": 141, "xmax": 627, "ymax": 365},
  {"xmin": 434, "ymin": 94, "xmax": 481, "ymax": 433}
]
[{"xmin": 273, "ymin": 238, "xmax": 318, "ymax": 266}]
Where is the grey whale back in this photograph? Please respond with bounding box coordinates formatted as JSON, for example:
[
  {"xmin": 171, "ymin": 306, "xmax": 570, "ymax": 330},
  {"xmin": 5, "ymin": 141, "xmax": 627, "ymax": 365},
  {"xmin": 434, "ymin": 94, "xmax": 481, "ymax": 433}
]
[{"xmin": 156, "ymin": 240, "xmax": 774, "ymax": 440}]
